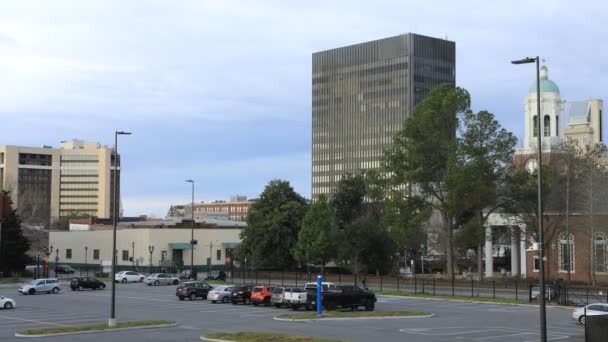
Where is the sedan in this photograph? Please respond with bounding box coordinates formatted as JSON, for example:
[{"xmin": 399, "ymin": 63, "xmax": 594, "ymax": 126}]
[
  {"xmin": 0, "ymin": 296, "xmax": 16, "ymax": 309},
  {"xmin": 145, "ymin": 273, "xmax": 179, "ymax": 286},
  {"xmin": 207, "ymin": 286, "xmax": 234, "ymax": 304},
  {"xmin": 572, "ymin": 303, "xmax": 608, "ymax": 325},
  {"xmin": 55, "ymin": 265, "xmax": 76, "ymax": 275},
  {"xmin": 70, "ymin": 277, "xmax": 106, "ymax": 291},
  {"xmin": 115, "ymin": 271, "xmax": 145, "ymax": 283}
]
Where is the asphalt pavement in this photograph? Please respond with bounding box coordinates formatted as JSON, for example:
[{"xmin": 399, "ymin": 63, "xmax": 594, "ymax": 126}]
[{"xmin": 0, "ymin": 281, "xmax": 585, "ymax": 342}]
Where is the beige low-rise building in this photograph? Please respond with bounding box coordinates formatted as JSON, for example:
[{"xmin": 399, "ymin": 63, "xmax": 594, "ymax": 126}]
[{"xmin": 48, "ymin": 222, "xmax": 243, "ymax": 273}]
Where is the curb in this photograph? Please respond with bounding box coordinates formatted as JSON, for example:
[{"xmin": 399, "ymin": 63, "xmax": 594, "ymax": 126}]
[
  {"xmin": 274, "ymin": 313, "xmax": 434, "ymax": 322},
  {"xmin": 201, "ymin": 337, "xmax": 235, "ymax": 342},
  {"xmin": 377, "ymin": 294, "xmax": 574, "ymax": 310},
  {"xmin": 15, "ymin": 322, "xmax": 177, "ymax": 338}
]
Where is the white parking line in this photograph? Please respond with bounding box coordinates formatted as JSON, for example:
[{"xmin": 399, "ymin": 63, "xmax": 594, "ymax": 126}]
[{"xmin": 0, "ymin": 314, "xmax": 65, "ymax": 326}]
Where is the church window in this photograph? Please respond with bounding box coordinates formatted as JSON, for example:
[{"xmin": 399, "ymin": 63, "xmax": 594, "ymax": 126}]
[
  {"xmin": 595, "ymin": 233, "xmax": 607, "ymax": 273},
  {"xmin": 556, "ymin": 115, "xmax": 559, "ymax": 136},
  {"xmin": 558, "ymin": 232, "xmax": 574, "ymax": 273},
  {"xmin": 544, "ymin": 115, "xmax": 550, "ymax": 137},
  {"xmin": 533, "ymin": 115, "xmax": 538, "ymax": 137}
]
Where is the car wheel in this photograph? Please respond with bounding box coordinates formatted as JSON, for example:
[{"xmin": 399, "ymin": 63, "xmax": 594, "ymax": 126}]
[
  {"xmin": 245, "ymin": 297, "xmax": 250, "ymax": 305},
  {"xmin": 365, "ymin": 300, "xmax": 375, "ymax": 311},
  {"xmin": 71, "ymin": 287, "xmax": 76, "ymax": 291},
  {"xmin": 173, "ymin": 280, "xmax": 179, "ymax": 285},
  {"xmin": 231, "ymin": 300, "xmax": 237, "ymax": 305},
  {"xmin": 78, "ymin": 286, "xmax": 83, "ymax": 291},
  {"xmin": 274, "ymin": 303, "xmax": 281, "ymax": 308},
  {"xmin": 178, "ymin": 296, "xmax": 185, "ymax": 301},
  {"xmin": 579, "ymin": 316, "xmax": 586, "ymax": 325},
  {"xmin": 4, "ymin": 302, "xmax": 13, "ymax": 309},
  {"xmin": 28, "ymin": 289, "xmax": 35, "ymax": 295},
  {"xmin": 222, "ymin": 297, "xmax": 229, "ymax": 304},
  {"xmin": 211, "ymin": 300, "xmax": 217, "ymax": 304},
  {"xmin": 190, "ymin": 293, "xmax": 197, "ymax": 301},
  {"xmin": 139, "ymin": 277, "xmax": 144, "ymax": 283},
  {"xmin": 52, "ymin": 287, "xmax": 60, "ymax": 294},
  {"xmin": 154, "ymin": 280, "xmax": 160, "ymax": 286},
  {"xmin": 252, "ymin": 302, "xmax": 258, "ymax": 306},
  {"xmin": 121, "ymin": 278, "xmax": 127, "ymax": 283},
  {"xmin": 264, "ymin": 298, "xmax": 271, "ymax": 307}
]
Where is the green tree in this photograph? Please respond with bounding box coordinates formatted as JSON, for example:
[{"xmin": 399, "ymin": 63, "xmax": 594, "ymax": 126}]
[
  {"xmin": 378, "ymin": 84, "xmax": 470, "ymax": 279},
  {"xmin": 0, "ymin": 192, "xmax": 30, "ymax": 276},
  {"xmin": 236, "ymin": 180, "xmax": 308, "ymax": 270},
  {"xmin": 293, "ymin": 194, "xmax": 338, "ymax": 274},
  {"xmin": 331, "ymin": 173, "xmax": 367, "ymax": 230}
]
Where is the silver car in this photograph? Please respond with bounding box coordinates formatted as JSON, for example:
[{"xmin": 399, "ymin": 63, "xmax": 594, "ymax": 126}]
[
  {"xmin": 270, "ymin": 287, "xmax": 290, "ymax": 308},
  {"xmin": 144, "ymin": 273, "xmax": 179, "ymax": 286},
  {"xmin": 207, "ymin": 286, "xmax": 234, "ymax": 303},
  {"xmin": 18, "ymin": 279, "xmax": 61, "ymax": 295}
]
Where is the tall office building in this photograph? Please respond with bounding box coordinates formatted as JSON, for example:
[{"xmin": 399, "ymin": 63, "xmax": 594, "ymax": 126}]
[
  {"xmin": 311, "ymin": 33, "xmax": 456, "ymax": 198},
  {"xmin": 0, "ymin": 140, "xmax": 120, "ymax": 225}
]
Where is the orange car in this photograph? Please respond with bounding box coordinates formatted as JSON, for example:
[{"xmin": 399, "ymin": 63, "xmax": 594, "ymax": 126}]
[{"xmin": 250, "ymin": 285, "xmax": 276, "ymax": 306}]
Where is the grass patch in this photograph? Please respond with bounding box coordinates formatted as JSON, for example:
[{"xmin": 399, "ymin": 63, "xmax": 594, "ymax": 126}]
[
  {"xmin": 0, "ymin": 277, "xmax": 25, "ymax": 284},
  {"xmin": 378, "ymin": 290, "xmax": 529, "ymax": 304},
  {"xmin": 277, "ymin": 310, "xmax": 429, "ymax": 320},
  {"xmin": 18, "ymin": 320, "xmax": 174, "ymax": 336},
  {"xmin": 206, "ymin": 332, "xmax": 344, "ymax": 342}
]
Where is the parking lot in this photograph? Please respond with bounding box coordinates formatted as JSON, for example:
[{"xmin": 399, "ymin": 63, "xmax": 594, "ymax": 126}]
[{"xmin": 0, "ymin": 282, "xmax": 585, "ymax": 342}]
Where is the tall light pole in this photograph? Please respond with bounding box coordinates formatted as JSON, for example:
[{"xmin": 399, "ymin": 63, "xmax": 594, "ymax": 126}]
[
  {"xmin": 110, "ymin": 130, "xmax": 131, "ymax": 328},
  {"xmin": 148, "ymin": 245, "xmax": 154, "ymax": 274},
  {"xmin": 185, "ymin": 179, "xmax": 195, "ymax": 279},
  {"xmin": 84, "ymin": 246, "xmax": 88, "ymax": 277},
  {"xmin": 512, "ymin": 56, "xmax": 546, "ymax": 342}
]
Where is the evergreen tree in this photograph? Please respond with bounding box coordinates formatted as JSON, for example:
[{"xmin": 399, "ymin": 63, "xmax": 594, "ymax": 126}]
[{"xmin": 0, "ymin": 192, "xmax": 30, "ymax": 276}]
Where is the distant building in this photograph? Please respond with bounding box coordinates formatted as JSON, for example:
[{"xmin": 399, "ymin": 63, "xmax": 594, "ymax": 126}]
[
  {"xmin": 0, "ymin": 140, "xmax": 122, "ymax": 225},
  {"xmin": 168, "ymin": 196, "xmax": 254, "ymax": 222},
  {"xmin": 564, "ymin": 100, "xmax": 604, "ymax": 149},
  {"xmin": 311, "ymin": 33, "xmax": 456, "ymax": 198}
]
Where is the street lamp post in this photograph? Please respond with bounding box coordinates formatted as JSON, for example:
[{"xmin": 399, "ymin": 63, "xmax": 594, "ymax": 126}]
[
  {"xmin": 44, "ymin": 245, "xmax": 53, "ymax": 278},
  {"xmin": 148, "ymin": 245, "xmax": 154, "ymax": 274},
  {"xmin": 185, "ymin": 179, "xmax": 196, "ymax": 279},
  {"xmin": 85, "ymin": 246, "xmax": 88, "ymax": 276},
  {"xmin": 54, "ymin": 248, "xmax": 59, "ymax": 278},
  {"xmin": 511, "ymin": 56, "xmax": 546, "ymax": 342},
  {"xmin": 131, "ymin": 242, "xmax": 135, "ymax": 270},
  {"xmin": 109, "ymin": 130, "xmax": 131, "ymax": 328}
]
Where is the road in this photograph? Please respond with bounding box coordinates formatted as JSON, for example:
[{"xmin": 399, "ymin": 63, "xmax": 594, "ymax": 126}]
[{"xmin": 0, "ymin": 282, "xmax": 584, "ymax": 341}]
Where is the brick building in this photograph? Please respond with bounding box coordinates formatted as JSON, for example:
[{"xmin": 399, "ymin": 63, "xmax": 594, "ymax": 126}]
[{"xmin": 168, "ymin": 196, "xmax": 254, "ymax": 222}]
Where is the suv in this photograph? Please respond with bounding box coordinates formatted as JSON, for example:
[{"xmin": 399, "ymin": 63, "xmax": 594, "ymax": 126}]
[
  {"xmin": 18, "ymin": 279, "xmax": 61, "ymax": 295},
  {"xmin": 70, "ymin": 277, "xmax": 106, "ymax": 291},
  {"xmin": 176, "ymin": 281, "xmax": 212, "ymax": 300},
  {"xmin": 231, "ymin": 285, "xmax": 253, "ymax": 305},
  {"xmin": 54, "ymin": 265, "xmax": 76, "ymax": 275},
  {"xmin": 270, "ymin": 287, "xmax": 290, "ymax": 308},
  {"xmin": 251, "ymin": 285, "xmax": 275, "ymax": 306}
]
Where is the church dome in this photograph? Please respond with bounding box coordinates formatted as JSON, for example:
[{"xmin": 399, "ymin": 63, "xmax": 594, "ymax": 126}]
[{"xmin": 528, "ymin": 65, "xmax": 560, "ymax": 94}]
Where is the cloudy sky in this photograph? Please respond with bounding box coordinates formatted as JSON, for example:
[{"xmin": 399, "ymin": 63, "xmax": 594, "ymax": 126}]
[{"xmin": 1, "ymin": 0, "xmax": 606, "ymax": 216}]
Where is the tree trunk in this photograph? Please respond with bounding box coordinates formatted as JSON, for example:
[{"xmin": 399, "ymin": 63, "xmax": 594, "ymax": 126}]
[{"xmin": 477, "ymin": 243, "xmax": 483, "ymax": 281}]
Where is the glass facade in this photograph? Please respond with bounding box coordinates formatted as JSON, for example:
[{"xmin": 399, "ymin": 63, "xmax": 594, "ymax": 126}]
[
  {"xmin": 18, "ymin": 167, "xmax": 52, "ymax": 225},
  {"xmin": 311, "ymin": 33, "xmax": 455, "ymax": 198},
  {"xmin": 59, "ymin": 155, "xmax": 99, "ymax": 217}
]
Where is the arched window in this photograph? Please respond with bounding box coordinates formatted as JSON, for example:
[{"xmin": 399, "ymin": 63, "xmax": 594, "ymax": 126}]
[
  {"xmin": 595, "ymin": 233, "xmax": 607, "ymax": 273},
  {"xmin": 544, "ymin": 115, "xmax": 551, "ymax": 137},
  {"xmin": 533, "ymin": 115, "xmax": 538, "ymax": 137},
  {"xmin": 558, "ymin": 232, "xmax": 574, "ymax": 273}
]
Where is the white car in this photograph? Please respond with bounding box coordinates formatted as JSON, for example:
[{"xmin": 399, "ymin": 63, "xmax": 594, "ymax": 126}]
[
  {"xmin": 18, "ymin": 279, "xmax": 61, "ymax": 295},
  {"xmin": 144, "ymin": 273, "xmax": 179, "ymax": 286},
  {"xmin": 115, "ymin": 271, "xmax": 145, "ymax": 283},
  {"xmin": 0, "ymin": 296, "xmax": 16, "ymax": 309},
  {"xmin": 572, "ymin": 303, "xmax": 608, "ymax": 325},
  {"xmin": 207, "ymin": 286, "xmax": 234, "ymax": 303}
]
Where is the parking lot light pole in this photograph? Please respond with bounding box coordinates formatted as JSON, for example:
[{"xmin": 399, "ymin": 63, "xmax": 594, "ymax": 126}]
[
  {"xmin": 85, "ymin": 246, "xmax": 88, "ymax": 276},
  {"xmin": 148, "ymin": 245, "xmax": 154, "ymax": 274},
  {"xmin": 185, "ymin": 179, "xmax": 195, "ymax": 279},
  {"xmin": 54, "ymin": 248, "xmax": 59, "ymax": 278},
  {"xmin": 110, "ymin": 130, "xmax": 131, "ymax": 328},
  {"xmin": 131, "ymin": 242, "xmax": 135, "ymax": 269},
  {"xmin": 511, "ymin": 56, "xmax": 546, "ymax": 342},
  {"xmin": 44, "ymin": 245, "xmax": 53, "ymax": 278}
]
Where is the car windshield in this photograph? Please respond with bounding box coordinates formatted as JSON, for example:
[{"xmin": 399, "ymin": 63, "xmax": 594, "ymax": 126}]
[
  {"xmin": 252, "ymin": 288, "xmax": 263, "ymax": 292},
  {"xmin": 272, "ymin": 288, "xmax": 283, "ymax": 294},
  {"xmin": 27, "ymin": 280, "xmax": 40, "ymax": 285}
]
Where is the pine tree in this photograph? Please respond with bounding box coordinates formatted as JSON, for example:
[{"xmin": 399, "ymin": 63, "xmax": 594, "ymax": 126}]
[{"xmin": 0, "ymin": 193, "xmax": 30, "ymax": 276}]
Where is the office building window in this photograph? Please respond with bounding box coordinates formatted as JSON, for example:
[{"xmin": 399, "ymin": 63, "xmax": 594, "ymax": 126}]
[
  {"xmin": 93, "ymin": 249, "xmax": 100, "ymax": 260},
  {"xmin": 216, "ymin": 250, "xmax": 222, "ymax": 261},
  {"xmin": 122, "ymin": 250, "xmax": 129, "ymax": 261},
  {"xmin": 66, "ymin": 249, "xmax": 72, "ymax": 259}
]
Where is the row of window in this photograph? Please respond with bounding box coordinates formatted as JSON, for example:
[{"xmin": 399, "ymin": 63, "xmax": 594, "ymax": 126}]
[
  {"xmin": 312, "ymin": 62, "xmax": 408, "ymax": 85},
  {"xmin": 64, "ymin": 248, "xmax": 226, "ymax": 262},
  {"xmin": 534, "ymin": 232, "xmax": 608, "ymax": 273},
  {"xmin": 532, "ymin": 115, "xmax": 559, "ymax": 137},
  {"xmin": 65, "ymin": 248, "xmax": 100, "ymax": 260},
  {"xmin": 61, "ymin": 155, "xmax": 98, "ymax": 161}
]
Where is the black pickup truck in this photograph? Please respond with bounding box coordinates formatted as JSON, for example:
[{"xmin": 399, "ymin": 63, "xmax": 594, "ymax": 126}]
[{"xmin": 306, "ymin": 285, "xmax": 376, "ymax": 311}]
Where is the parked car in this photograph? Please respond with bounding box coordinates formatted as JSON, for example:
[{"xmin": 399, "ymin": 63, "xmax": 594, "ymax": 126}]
[
  {"xmin": 207, "ymin": 286, "xmax": 234, "ymax": 304},
  {"xmin": 251, "ymin": 285, "xmax": 275, "ymax": 306},
  {"xmin": 145, "ymin": 273, "xmax": 179, "ymax": 286},
  {"xmin": 270, "ymin": 287, "xmax": 291, "ymax": 308},
  {"xmin": 70, "ymin": 277, "xmax": 106, "ymax": 291},
  {"xmin": 176, "ymin": 281, "xmax": 212, "ymax": 300},
  {"xmin": 572, "ymin": 303, "xmax": 608, "ymax": 325},
  {"xmin": 231, "ymin": 285, "xmax": 254, "ymax": 305},
  {"xmin": 115, "ymin": 271, "xmax": 145, "ymax": 283},
  {"xmin": 309, "ymin": 285, "xmax": 376, "ymax": 311},
  {"xmin": 18, "ymin": 279, "xmax": 61, "ymax": 295},
  {"xmin": 287, "ymin": 282, "xmax": 337, "ymax": 310},
  {"xmin": 205, "ymin": 270, "xmax": 227, "ymax": 281},
  {"xmin": 0, "ymin": 296, "xmax": 16, "ymax": 309},
  {"xmin": 284, "ymin": 287, "xmax": 308, "ymax": 310},
  {"xmin": 178, "ymin": 270, "xmax": 194, "ymax": 280},
  {"xmin": 54, "ymin": 265, "xmax": 76, "ymax": 275}
]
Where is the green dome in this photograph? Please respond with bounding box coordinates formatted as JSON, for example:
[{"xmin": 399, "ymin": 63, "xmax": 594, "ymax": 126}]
[
  {"xmin": 528, "ymin": 79, "xmax": 560, "ymax": 93},
  {"xmin": 528, "ymin": 65, "xmax": 559, "ymax": 94}
]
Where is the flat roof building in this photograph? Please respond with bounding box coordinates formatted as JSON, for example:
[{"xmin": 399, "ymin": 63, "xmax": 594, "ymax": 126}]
[
  {"xmin": 0, "ymin": 140, "xmax": 122, "ymax": 226},
  {"xmin": 312, "ymin": 33, "xmax": 456, "ymax": 198}
]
